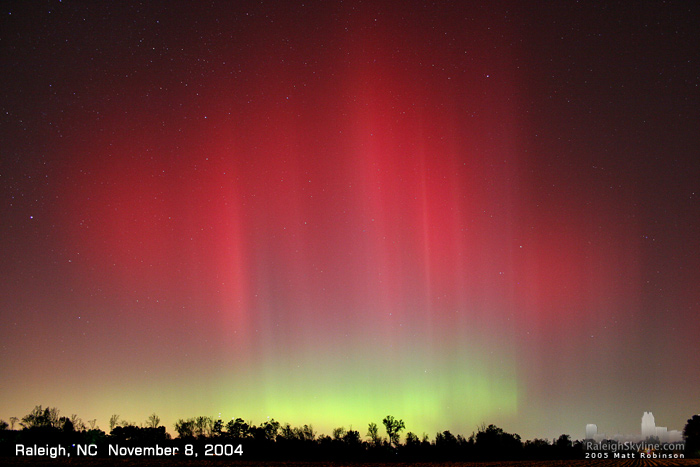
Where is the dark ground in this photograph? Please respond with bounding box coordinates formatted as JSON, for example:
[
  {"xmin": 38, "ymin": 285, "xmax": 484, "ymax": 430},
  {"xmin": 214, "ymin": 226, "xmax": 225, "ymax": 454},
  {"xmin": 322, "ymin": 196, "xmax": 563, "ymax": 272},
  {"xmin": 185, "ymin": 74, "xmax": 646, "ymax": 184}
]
[{"xmin": 2, "ymin": 459, "xmax": 700, "ymax": 467}]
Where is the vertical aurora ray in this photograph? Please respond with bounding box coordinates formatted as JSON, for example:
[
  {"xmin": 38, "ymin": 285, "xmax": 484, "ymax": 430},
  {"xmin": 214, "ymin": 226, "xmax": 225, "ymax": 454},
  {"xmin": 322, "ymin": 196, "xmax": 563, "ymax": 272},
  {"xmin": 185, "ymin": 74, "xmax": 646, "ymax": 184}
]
[
  {"xmin": 16, "ymin": 0, "xmax": 526, "ymax": 434},
  {"xmin": 218, "ymin": 7, "xmax": 525, "ymax": 434}
]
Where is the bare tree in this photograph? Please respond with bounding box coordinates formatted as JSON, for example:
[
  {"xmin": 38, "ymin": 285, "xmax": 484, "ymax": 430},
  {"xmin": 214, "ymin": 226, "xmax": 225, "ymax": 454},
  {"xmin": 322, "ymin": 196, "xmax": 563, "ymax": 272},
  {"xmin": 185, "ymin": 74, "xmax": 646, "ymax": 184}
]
[
  {"xmin": 58, "ymin": 416, "xmax": 74, "ymax": 432},
  {"xmin": 383, "ymin": 415, "xmax": 406, "ymax": 447},
  {"xmin": 279, "ymin": 422, "xmax": 294, "ymax": 439},
  {"xmin": 405, "ymin": 431, "xmax": 420, "ymax": 447},
  {"xmin": 87, "ymin": 419, "xmax": 97, "ymax": 430},
  {"xmin": 299, "ymin": 424, "xmax": 315, "ymax": 441},
  {"xmin": 109, "ymin": 414, "xmax": 120, "ymax": 431},
  {"xmin": 226, "ymin": 418, "xmax": 249, "ymax": 438},
  {"xmin": 194, "ymin": 416, "xmax": 213, "ymax": 437},
  {"xmin": 21, "ymin": 406, "xmax": 59, "ymax": 429},
  {"xmin": 9, "ymin": 417, "xmax": 18, "ymax": 430},
  {"xmin": 70, "ymin": 414, "xmax": 86, "ymax": 431},
  {"xmin": 367, "ymin": 422, "xmax": 382, "ymax": 446},
  {"xmin": 146, "ymin": 413, "xmax": 161, "ymax": 428},
  {"xmin": 175, "ymin": 418, "xmax": 194, "ymax": 438},
  {"xmin": 332, "ymin": 426, "xmax": 347, "ymax": 440},
  {"xmin": 212, "ymin": 419, "xmax": 223, "ymax": 437},
  {"xmin": 262, "ymin": 419, "xmax": 280, "ymax": 440},
  {"xmin": 48, "ymin": 407, "xmax": 60, "ymax": 428}
]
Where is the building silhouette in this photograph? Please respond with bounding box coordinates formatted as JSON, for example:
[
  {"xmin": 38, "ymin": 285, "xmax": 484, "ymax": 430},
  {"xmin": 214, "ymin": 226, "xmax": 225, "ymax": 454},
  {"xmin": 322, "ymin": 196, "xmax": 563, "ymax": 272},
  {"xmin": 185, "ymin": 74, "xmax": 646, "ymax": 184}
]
[
  {"xmin": 642, "ymin": 412, "xmax": 656, "ymax": 440},
  {"xmin": 586, "ymin": 412, "xmax": 682, "ymax": 443},
  {"xmin": 585, "ymin": 424, "xmax": 597, "ymax": 440}
]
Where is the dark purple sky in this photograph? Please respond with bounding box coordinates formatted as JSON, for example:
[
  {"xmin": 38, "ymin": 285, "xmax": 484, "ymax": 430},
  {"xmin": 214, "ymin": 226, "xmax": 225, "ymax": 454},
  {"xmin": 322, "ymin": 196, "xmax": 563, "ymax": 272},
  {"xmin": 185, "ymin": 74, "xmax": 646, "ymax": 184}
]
[{"xmin": 1, "ymin": 1, "xmax": 698, "ymax": 440}]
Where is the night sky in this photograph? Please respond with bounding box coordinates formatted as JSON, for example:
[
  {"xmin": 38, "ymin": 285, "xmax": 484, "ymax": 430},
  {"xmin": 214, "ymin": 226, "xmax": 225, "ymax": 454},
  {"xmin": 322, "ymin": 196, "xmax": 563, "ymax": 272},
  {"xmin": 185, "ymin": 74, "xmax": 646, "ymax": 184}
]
[{"xmin": 1, "ymin": 1, "xmax": 698, "ymax": 441}]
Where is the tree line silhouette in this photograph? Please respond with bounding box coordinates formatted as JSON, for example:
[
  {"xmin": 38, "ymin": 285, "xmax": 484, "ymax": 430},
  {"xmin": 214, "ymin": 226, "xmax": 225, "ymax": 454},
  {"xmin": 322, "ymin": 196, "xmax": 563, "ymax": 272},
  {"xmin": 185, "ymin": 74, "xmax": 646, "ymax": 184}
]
[{"xmin": 1, "ymin": 406, "xmax": 698, "ymax": 460}]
